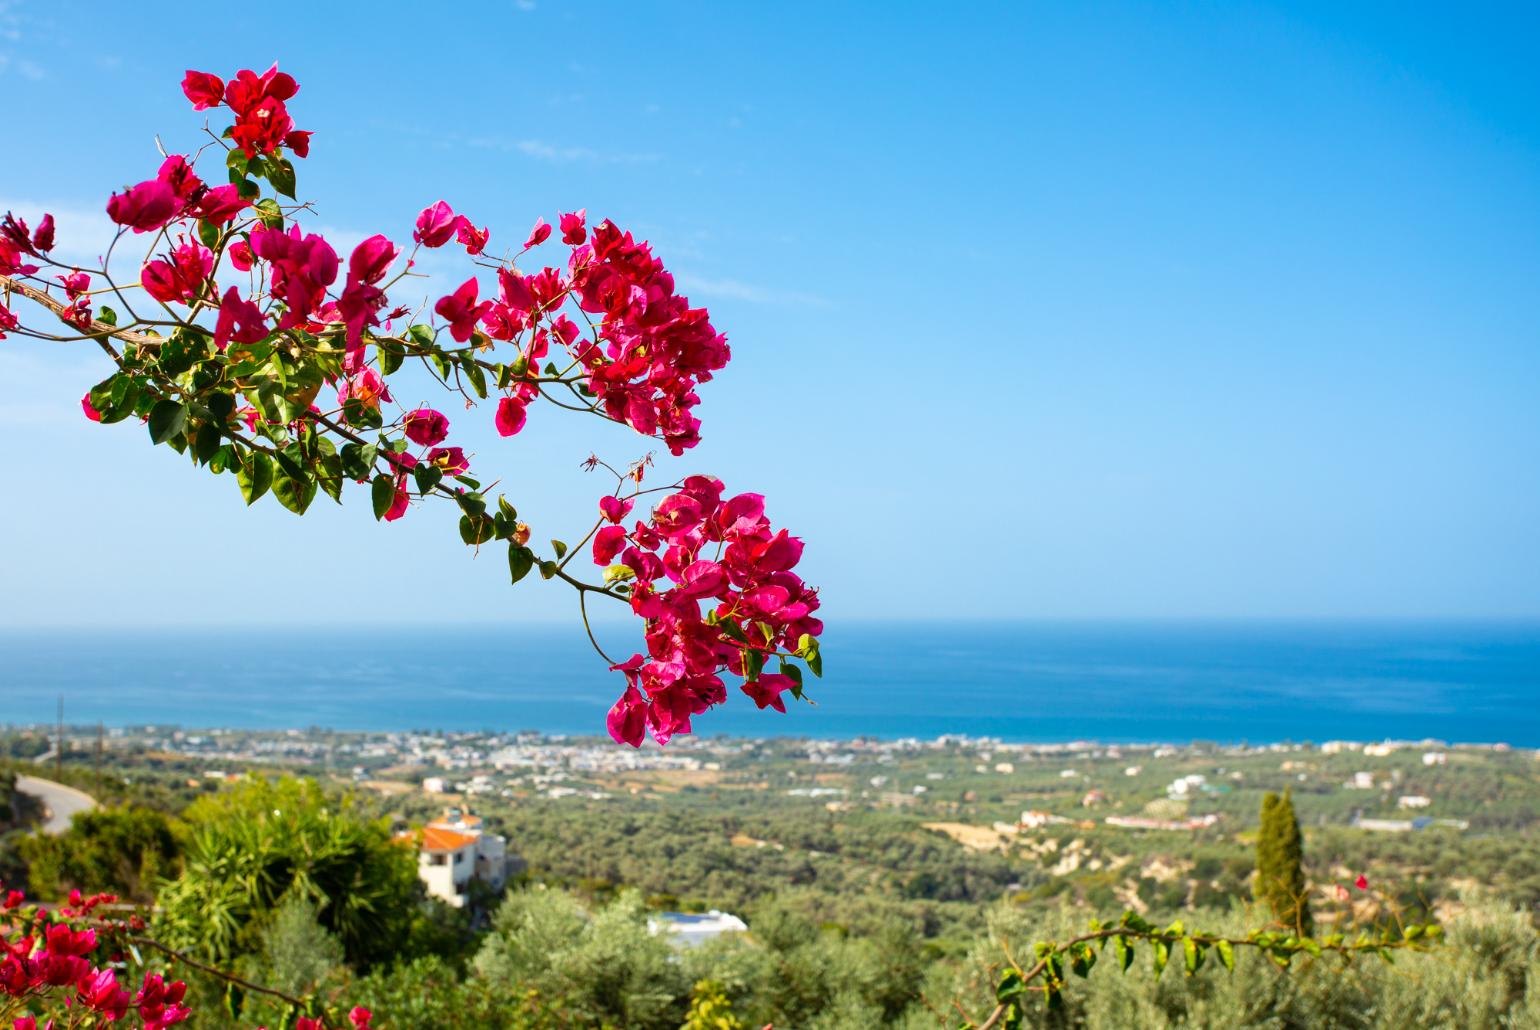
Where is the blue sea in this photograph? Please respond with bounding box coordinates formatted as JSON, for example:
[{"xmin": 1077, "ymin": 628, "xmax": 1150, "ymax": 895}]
[{"xmin": 2, "ymin": 621, "xmax": 1539, "ymax": 746}]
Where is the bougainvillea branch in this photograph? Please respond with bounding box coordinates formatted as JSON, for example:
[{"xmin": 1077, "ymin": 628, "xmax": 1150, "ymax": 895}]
[
  {"xmin": 0, "ymin": 885, "xmax": 371, "ymax": 1029},
  {"xmin": 955, "ymin": 910, "xmax": 1443, "ymax": 1029},
  {"xmin": 0, "ymin": 63, "xmax": 823, "ymax": 747}
]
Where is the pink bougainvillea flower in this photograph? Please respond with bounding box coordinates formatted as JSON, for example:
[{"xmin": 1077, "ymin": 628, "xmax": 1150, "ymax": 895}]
[
  {"xmin": 606, "ymin": 684, "xmax": 648, "ymax": 747},
  {"xmin": 156, "ymin": 154, "xmax": 204, "ymax": 203},
  {"xmin": 213, "ymin": 286, "xmax": 267, "ymax": 351},
  {"xmin": 58, "ymin": 271, "xmax": 90, "ymax": 300},
  {"xmin": 455, "ymin": 218, "xmax": 489, "ymax": 255},
  {"xmin": 80, "ymin": 391, "xmax": 103, "ymax": 422},
  {"xmin": 592, "ymin": 524, "xmax": 628, "ymax": 565},
  {"xmin": 224, "ymin": 63, "xmax": 298, "ymax": 112},
  {"xmin": 741, "ymin": 673, "xmax": 795, "ymax": 713},
  {"xmin": 232, "ymin": 97, "xmax": 295, "ymax": 157},
  {"xmin": 348, "ymin": 234, "xmax": 398, "ymax": 285},
  {"xmin": 0, "ymin": 242, "xmax": 36, "ymax": 276},
  {"xmin": 180, "ymin": 69, "xmax": 225, "ymax": 110},
  {"xmin": 224, "ymin": 64, "xmax": 301, "ymax": 158},
  {"xmin": 32, "ymin": 212, "xmax": 55, "ymax": 252},
  {"xmin": 229, "ymin": 238, "xmax": 255, "ymax": 271},
  {"xmin": 350, "ymin": 1006, "xmax": 374, "ymax": 1029},
  {"xmin": 193, "ymin": 184, "xmax": 251, "ymax": 224},
  {"xmin": 333, "ymin": 235, "xmax": 397, "ymax": 353},
  {"xmin": 383, "ymin": 481, "xmax": 412, "ymax": 522},
  {"xmin": 106, "ymin": 179, "xmax": 178, "ymax": 233},
  {"xmin": 78, "ymin": 968, "xmax": 129, "ymax": 1021},
  {"xmin": 560, "ymin": 208, "xmax": 587, "ymax": 245},
  {"xmin": 413, "ymin": 200, "xmax": 458, "ymax": 248},
  {"xmin": 284, "ymin": 129, "xmax": 312, "ymax": 158},
  {"xmin": 140, "ymin": 262, "xmax": 181, "ymax": 303},
  {"xmin": 142, "ymin": 241, "xmax": 214, "ymax": 305},
  {"xmin": 337, "ymin": 367, "xmax": 391, "ymax": 413},
  {"xmin": 1354, "ymin": 874, "xmax": 1369, "ymax": 891},
  {"xmin": 402, "ymin": 408, "xmax": 450, "ymax": 446},
  {"xmin": 251, "ymin": 225, "xmax": 339, "ymax": 326},
  {"xmin": 494, "ymin": 396, "xmax": 527, "ymax": 437},
  {"xmin": 134, "ymin": 971, "xmax": 189, "ymax": 1028},
  {"xmin": 434, "ymin": 277, "xmax": 491, "ymax": 343},
  {"xmin": 599, "ymin": 495, "xmax": 634, "ymax": 523},
  {"xmin": 427, "ymin": 446, "xmax": 469, "ymax": 475},
  {"xmin": 524, "ymin": 218, "xmax": 552, "ymax": 248}
]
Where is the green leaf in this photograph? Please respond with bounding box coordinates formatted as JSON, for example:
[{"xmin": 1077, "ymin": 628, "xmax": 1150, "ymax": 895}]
[
  {"xmin": 498, "ymin": 495, "xmax": 517, "ymax": 521},
  {"xmin": 1183, "ymin": 936, "xmax": 1201, "ymax": 975},
  {"xmin": 193, "ymin": 421, "xmax": 222, "ymax": 463},
  {"xmin": 539, "ymin": 560, "xmax": 559, "ymax": 580},
  {"xmin": 742, "ymin": 647, "xmax": 766, "ymax": 680},
  {"xmin": 272, "ymin": 473, "xmax": 316, "ymax": 515},
  {"xmin": 805, "ymin": 639, "xmax": 823, "ymax": 677},
  {"xmin": 340, "ymin": 442, "xmax": 379, "ymax": 480},
  {"xmin": 254, "ymin": 198, "xmax": 284, "ymax": 229},
  {"xmin": 602, "ymin": 564, "xmax": 634, "ymax": 584},
  {"xmin": 407, "ymin": 324, "xmax": 436, "ymax": 349},
  {"xmin": 262, "ymin": 157, "xmax": 295, "ymax": 198},
  {"xmin": 508, "ymin": 544, "xmax": 534, "ymax": 584},
  {"xmin": 413, "ymin": 464, "xmax": 443, "ymax": 495},
  {"xmin": 1216, "ymin": 939, "xmax": 1235, "ymax": 972},
  {"xmin": 206, "ymin": 391, "xmax": 236, "ymax": 423},
  {"xmin": 459, "ymin": 514, "xmax": 496, "ymax": 546},
  {"xmin": 316, "ymin": 456, "xmax": 344, "ymax": 503},
  {"xmin": 995, "ymin": 969, "xmax": 1025, "ymax": 1004},
  {"xmin": 1152, "ymin": 938, "xmax": 1170, "ymax": 980},
  {"xmin": 371, "ymin": 474, "xmax": 396, "ymax": 519},
  {"xmin": 551, "ymin": 539, "xmax": 568, "ymax": 560},
  {"xmin": 148, "ymin": 400, "xmax": 188, "ymax": 444},
  {"xmin": 462, "ymin": 359, "xmax": 488, "ymax": 399},
  {"xmin": 778, "ymin": 659, "xmax": 805, "ymax": 699},
  {"xmin": 1070, "ymin": 942, "xmax": 1097, "ymax": 978},
  {"xmin": 1115, "ymin": 934, "xmax": 1134, "ymax": 972},
  {"xmin": 237, "ymin": 453, "xmax": 273, "ymax": 505},
  {"xmin": 224, "ymin": 983, "xmax": 244, "ymax": 1020},
  {"xmin": 198, "ymin": 218, "xmax": 221, "ymax": 248}
]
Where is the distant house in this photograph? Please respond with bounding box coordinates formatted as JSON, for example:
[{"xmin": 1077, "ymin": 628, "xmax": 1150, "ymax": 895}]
[
  {"xmin": 647, "ymin": 910, "xmax": 748, "ymax": 949},
  {"xmin": 1020, "ymin": 810, "xmax": 1053, "ymax": 829},
  {"xmin": 399, "ymin": 809, "xmax": 509, "ymax": 908}
]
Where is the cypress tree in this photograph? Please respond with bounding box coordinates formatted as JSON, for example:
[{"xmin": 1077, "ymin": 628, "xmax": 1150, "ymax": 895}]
[{"xmin": 1255, "ymin": 789, "xmax": 1312, "ymax": 935}]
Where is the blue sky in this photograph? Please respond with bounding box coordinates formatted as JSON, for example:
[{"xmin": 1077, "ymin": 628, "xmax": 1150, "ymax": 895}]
[{"xmin": 1, "ymin": 0, "xmax": 1537, "ymax": 628}]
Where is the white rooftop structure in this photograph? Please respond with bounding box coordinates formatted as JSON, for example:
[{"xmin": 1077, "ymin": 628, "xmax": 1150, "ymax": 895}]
[{"xmin": 647, "ymin": 910, "xmax": 748, "ymax": 949}]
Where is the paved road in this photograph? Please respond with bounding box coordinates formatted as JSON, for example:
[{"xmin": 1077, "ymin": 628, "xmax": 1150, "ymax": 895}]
[{"xmin": 14, "ymin": 775, "xmax": 97, "ymax": 835}]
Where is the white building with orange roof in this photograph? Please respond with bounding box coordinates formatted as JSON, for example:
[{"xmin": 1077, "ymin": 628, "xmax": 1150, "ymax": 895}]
[{"xmin": 400, "ymin": 808, "xmax": 510, "ymax": 907}]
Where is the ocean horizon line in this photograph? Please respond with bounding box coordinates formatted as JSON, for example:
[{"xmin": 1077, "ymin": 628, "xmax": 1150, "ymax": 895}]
[{"xmin": 5, "ymin": 614, "xmax": 1540, "ymax": 635}]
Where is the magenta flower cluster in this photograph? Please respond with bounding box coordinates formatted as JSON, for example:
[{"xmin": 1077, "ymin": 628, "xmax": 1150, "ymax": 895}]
[{"xmin": 599, "ymin": 476, "xmax": 823, "ymax": 747}]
